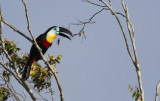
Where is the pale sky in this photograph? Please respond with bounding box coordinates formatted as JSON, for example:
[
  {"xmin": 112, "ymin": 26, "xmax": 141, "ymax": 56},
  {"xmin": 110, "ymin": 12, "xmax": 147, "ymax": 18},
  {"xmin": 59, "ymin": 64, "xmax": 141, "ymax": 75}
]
[{"xmin": 1, "ymin": 0, "xmax": 160, "ymax": 101}]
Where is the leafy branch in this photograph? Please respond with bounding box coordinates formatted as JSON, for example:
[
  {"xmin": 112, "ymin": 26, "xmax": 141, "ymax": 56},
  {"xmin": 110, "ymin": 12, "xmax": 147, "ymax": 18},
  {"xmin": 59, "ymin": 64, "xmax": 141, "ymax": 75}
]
[
  {"xmin": 21, "ymin": 0, "xmax": 64, "ymax": 101},
  {"xmin": 0, "ymin": 0, "xmax": 66, "ymax": 100}
]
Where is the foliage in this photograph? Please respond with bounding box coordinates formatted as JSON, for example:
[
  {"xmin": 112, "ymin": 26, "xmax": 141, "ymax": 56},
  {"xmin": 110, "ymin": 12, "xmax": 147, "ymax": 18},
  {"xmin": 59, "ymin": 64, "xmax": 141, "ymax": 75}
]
[
  {"xmin": 1, "ymin": 38, "xmax": 62, "ymax": 94},
  {"xmin": 0, "ymin": 70, "xmax": 11, "ymax": 101},
  {"xmin": 3, "ymin": 70, "xmax": 11, "ymax": 82},
  {"xmin": 30, "ymin": 54, "xmax": 61, "ymax": 92},
  {"xmin": 4, "ymin": 39, "xmax": 20, "ymax": 55},
  {"xmin": 47, "ymin": 53, "xmax": 62, "ymax": 65},
  {"xmin": 3, "ymin": 38, "xmax": 24, "ymax": 70},
  {"xmin": 0, "ymin": 87, "xmax": 10, "ymax": 101},
  {"xmin": 128, "ymin": 85, "xmax": 141, "ymax": 101}
]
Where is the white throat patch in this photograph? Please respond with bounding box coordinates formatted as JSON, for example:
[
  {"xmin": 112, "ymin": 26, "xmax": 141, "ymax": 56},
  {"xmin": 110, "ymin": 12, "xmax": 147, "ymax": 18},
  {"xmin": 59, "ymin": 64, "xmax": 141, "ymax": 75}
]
[{"xmin": 46, "ymin": 29, "xmax": 57, "ymax": 43}]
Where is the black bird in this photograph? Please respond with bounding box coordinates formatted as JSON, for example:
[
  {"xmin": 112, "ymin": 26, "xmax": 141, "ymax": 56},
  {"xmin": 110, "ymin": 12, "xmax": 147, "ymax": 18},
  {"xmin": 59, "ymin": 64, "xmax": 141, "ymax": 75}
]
[{"xmin": 22, "ymin": 26, "xmax": 73, "ymax": 80}]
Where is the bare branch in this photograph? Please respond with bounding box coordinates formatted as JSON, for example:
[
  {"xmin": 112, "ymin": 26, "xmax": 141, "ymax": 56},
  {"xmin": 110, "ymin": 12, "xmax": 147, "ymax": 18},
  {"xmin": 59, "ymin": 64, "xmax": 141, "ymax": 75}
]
[
  {"xmin": 121, "ymin": 1, "xmax": 144, "ymax": 100},
  {"xmin": 2, "ymin": 77, "xmax": 21, "ymax": 101},
  {"xmin": 72, "ymin": 8, "xmax": 105, "ymax": 39},
  {"xmin": 8, "ymin": 81, "xmax": 25, "ymax": 101},
  {"xmin": 2, "ymin": 20, "xmax": 33, "ymax": 43},
  {"xmin": 28, "ymin": 83, "xmax": 48, "ymax": 101},
  {"xmin": 50, "ymin": 79, "xmax": 55, "ymax": 101},
  {"xmin": 0, "ymin": 62, "xmax": 36, "ymax": 100},
  {"xmin": 73, "ymin": 2, "xmax": 126, "ymax": 41},
  {"xmin": 155, "ymin": 81, "xmax": 160, "ymax": 101},
  {"xmin": 21, "ymin": 0, "xmax": 33, "ymax": 40},
  {"xmin": 115, "ymin": 12, "xmax": 126, "ymax": 18},
  {"xmin": 99, "ymin": 0, "xmax": 144, "ymax": 100},
  {"xmin": 84, "ymin": 0, "xmax": 126, "ymax": 18},
  {"xmin": 0, "ymin": 6, "xmax": 32, "ymax": 43},
  {"xmin": 23, "ymin": 91, "xmax": 27, "ymax": 101},
  {"xmin": 100, "ymin": 0, "xmax": 135, "ymax": 63},
  {"xmin": 83, "ymin": 0, "xmax": 107, "ymax": 7},
  {"xmin": 21, "ymin": 0, "xmax": 64, "ymax": 101},
  {"xmin": 108, "ymin": 0, "xmax": 112, "ymax": 7}
]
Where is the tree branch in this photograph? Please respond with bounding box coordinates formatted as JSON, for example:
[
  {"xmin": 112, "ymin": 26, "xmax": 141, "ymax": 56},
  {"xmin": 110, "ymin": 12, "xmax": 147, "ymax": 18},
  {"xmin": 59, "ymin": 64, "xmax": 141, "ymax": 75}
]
[
  {"xmin": 83, "ymin": 0, "xmax": 107, "ymax": 7},
  {"xmin": 0, "ymin": 62, "xmax": 36, "ymax": 101},
  {"xmin": 2, "ymin": 76, "xmax": 21, "ymax": 101},
  {"xmin": 72, "ymin": 8, "xmax": 105, "ymax": 39},
  {"xmin": 0, "ymin": 7, "xmax": 36, "ymax": 101},
  {"xmin": 155, "ymin": 81, "xmax": 160, "ymax": 101},
  {"xmin": 50, "ymin": 79, "xmax": 55, "ymax": 101},
  {"xmin": 0, "ymin": 5, "xmax": 33, "ymax": 43},
  {"xmin": 85, "ymin": 0, "xmax": 126, "ymax": 18},
  {"xmin": 121, "ymin": 0, "xmax": 144, "ymax": 100},
  {"xmin": 99, "ymin": 0, "xmax": 144, "ymax": 100},
  {"xmin": 21, "ymin": 0, "xmax": 64, "ymax": 101},
  {"xmin": 73, "ymin": 0, "xmax": 126, "ymax": 40},
  {"xmin": 28, "ymin": 84, "xmax": 48, "ymax": 101},
  {"xmin": 100, "ymin": 0, "xmax": 135, "ymax": 63}
]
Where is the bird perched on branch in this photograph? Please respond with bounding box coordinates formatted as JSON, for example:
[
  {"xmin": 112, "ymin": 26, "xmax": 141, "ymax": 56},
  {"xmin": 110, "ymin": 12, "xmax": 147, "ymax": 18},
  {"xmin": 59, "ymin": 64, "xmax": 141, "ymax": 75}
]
[{"xmin": 22, "ymin": 26, "xmax": 73, "ymax": 80}]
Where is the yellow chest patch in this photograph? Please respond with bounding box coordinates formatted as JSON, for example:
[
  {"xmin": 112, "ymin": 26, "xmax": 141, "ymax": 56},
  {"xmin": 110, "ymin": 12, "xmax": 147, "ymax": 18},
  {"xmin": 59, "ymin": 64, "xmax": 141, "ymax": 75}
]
[{"xmin": 46, "ymin": 34, "xmax": 57, "ymax": 43}]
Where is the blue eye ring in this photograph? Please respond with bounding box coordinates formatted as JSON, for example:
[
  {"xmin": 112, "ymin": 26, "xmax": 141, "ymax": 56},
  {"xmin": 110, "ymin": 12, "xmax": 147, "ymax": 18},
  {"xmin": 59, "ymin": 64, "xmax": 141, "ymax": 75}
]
[{"xmin": 53, "ymin": 27, "xmax": 60, "ymax": 35}]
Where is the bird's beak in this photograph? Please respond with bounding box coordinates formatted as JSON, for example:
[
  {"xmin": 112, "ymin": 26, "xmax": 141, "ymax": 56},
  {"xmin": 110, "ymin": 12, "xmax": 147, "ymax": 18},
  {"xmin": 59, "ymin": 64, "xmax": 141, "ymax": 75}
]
[{"xmin": 58, "ymin": 27, "xmax": 73, "ymax": 40}]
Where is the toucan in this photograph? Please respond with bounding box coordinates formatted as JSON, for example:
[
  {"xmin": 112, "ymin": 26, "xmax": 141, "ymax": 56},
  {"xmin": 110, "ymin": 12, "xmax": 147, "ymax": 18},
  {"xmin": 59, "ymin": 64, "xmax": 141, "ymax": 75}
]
[{"xmin": 22, "ymin": 26, "xmax": 73, "ymax": 80}]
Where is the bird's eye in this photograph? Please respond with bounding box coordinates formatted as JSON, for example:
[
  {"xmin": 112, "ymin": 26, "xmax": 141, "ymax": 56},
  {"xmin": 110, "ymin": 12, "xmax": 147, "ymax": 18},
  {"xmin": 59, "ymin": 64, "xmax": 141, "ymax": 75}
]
[
  {"xmin": 53, "ymin": 27, "xmax": 59, "ymax": 31},
  {"xmin": 53, "ymin": 27, "xmax": 57, "ymax": 31}
]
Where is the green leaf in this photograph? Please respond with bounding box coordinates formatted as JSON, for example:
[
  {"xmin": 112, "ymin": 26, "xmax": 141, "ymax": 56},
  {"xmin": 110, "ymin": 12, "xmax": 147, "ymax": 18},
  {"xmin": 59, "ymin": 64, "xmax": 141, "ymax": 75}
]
[
  {"xmin": 128, "ymin": 85, "xmax": 131, "ymax": 89},
  {"xmin": 5, "ymin": 43, "xmax": 11, "ymax": 50},
  {"xmin": 0, "ymin": 93, "xmax": 3, "ymax": 100},
  {"xmin": 132, "ymin": 90, "xmax": 136, "ymax": 98},
  {"xmin": 17, "ymin": 48, "xmax": 21, "ymax": 51},
  {"xmin": 8, "ymin": 49, "xmax": 14, "ymax": 55},
  {"xmin": 130, "ymin": 87, "xmax": 133, "ymax": 92},
  {"xmin": 57, "ymin": 54, "xmax": 62, "ymax": 61},
  {"xmin": 13, "ymin": 47, "xmax": 17, "ymax": 52}
]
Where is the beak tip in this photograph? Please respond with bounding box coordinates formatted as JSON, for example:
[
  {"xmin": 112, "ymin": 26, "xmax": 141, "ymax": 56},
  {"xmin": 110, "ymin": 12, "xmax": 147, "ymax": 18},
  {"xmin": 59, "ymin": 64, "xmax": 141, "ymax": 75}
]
[
  {"xmin": 69, "ymin": 37, "xmax": 72, "ymax": 40},
  {"xmin": 59, "ymin": 27, "xmax": 73, "ymax": 40}
]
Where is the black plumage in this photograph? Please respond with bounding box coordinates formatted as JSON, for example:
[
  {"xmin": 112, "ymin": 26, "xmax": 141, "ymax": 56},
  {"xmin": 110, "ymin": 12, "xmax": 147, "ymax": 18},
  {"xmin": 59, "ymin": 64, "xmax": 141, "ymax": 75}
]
[
  {"xmin": 22, "ymin": 26, "xmax": 73, "ymax": 80},
  {"xmin": 22, "ymin": 33, "xmax": 51, "ymax": 80}
]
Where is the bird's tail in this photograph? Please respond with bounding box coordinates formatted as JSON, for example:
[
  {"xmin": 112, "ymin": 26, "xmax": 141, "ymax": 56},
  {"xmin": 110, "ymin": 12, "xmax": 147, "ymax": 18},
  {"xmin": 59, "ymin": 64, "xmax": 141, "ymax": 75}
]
[{"xmin": 22, "ymin": 61, "xmax": 32, "ymax": 80}]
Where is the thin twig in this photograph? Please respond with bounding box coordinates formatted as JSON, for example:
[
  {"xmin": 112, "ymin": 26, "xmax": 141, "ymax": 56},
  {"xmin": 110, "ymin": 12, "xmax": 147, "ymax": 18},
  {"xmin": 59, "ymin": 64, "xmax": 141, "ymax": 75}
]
[
  {"xmin": 8, "ymin": 81, "xmax": 25, "ymax": 101},
  {"xmin": 50, "ymin": 79, "xmax": 55, "ymax": 101},
  {"xmin": 83, "ymin": 0, "xmax": 106, "ymax": 7},
  {"xmin": 121, "ymin": 0, "xmax": 144, "ymax": 100},
  {"xmin": 4, "ymin": 78, "xmax": 21, "ymax": 101},
  {"xmin": 155, "ymin": 81, "xmax": 160, "ymax": 101},
  {"xmin": 72, "ymin": 8, "xmax": 105, "ymax": 38},
  {"xmin": 85, "ymin": 0, "xmax": 126, "ymax": 18},
  {"xmin": 99, "ymin": 0, "xmax": 144, "ymax": 100},
  {"xmin": 0, "ymin": 6, "xmax": 32, "ymax": 43},
  {"xmin": 1, "ymin": 19, "xmax": 33, "ymax": 43},
  {"xmin": 100, "ymin": 0, "xmax": 135, "ymax": 63},
  {"xmin": 115, "ymin": 12, "xmax": 126, "ymax": 18},
  {"xmin": 0, "ymin": 61, "xmax": 36, "ymax": 101},
  {"xmin": 108, "ymin": 0, "xmax": 112, "ymax": 7},
  {"xmin": 73, "ymin": 1, "xmax": 126, "ymax": 40},
  {"xmin": 122, "ymin": 0, "xmax": 137, "ymax": 63},
  {"xmin": 28, "ymin": 83, "xmax": 48, "ymax": 101},
  {"xmin": 23, "ymin": 91, "xmax": 27, "ymax": 101},
  {"xmin": 0, "ymin": 75, "xmax": 20, "ymax": 101},
  {"xmin": 21, "ymin": 0, "xmax": 64, "ymax": 101}
]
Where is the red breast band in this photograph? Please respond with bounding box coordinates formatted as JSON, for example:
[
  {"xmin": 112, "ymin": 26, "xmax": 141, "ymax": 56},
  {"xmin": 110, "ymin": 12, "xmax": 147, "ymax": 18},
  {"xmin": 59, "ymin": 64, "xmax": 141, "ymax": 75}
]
[
  {"xmin": 32, "ymin": 57, "xmax": 36, "ymax": 62},
  {"xmin": 42, "ymin": 39, "xmax": 50, "ymax": 48}
]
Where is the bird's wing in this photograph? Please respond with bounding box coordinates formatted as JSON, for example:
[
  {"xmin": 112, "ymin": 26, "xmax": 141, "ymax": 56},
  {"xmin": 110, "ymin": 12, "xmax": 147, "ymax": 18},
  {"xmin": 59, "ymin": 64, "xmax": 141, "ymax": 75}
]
[{"xmin": 35, "ymin": 34, "xmax": 45, "ymax": 45}]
